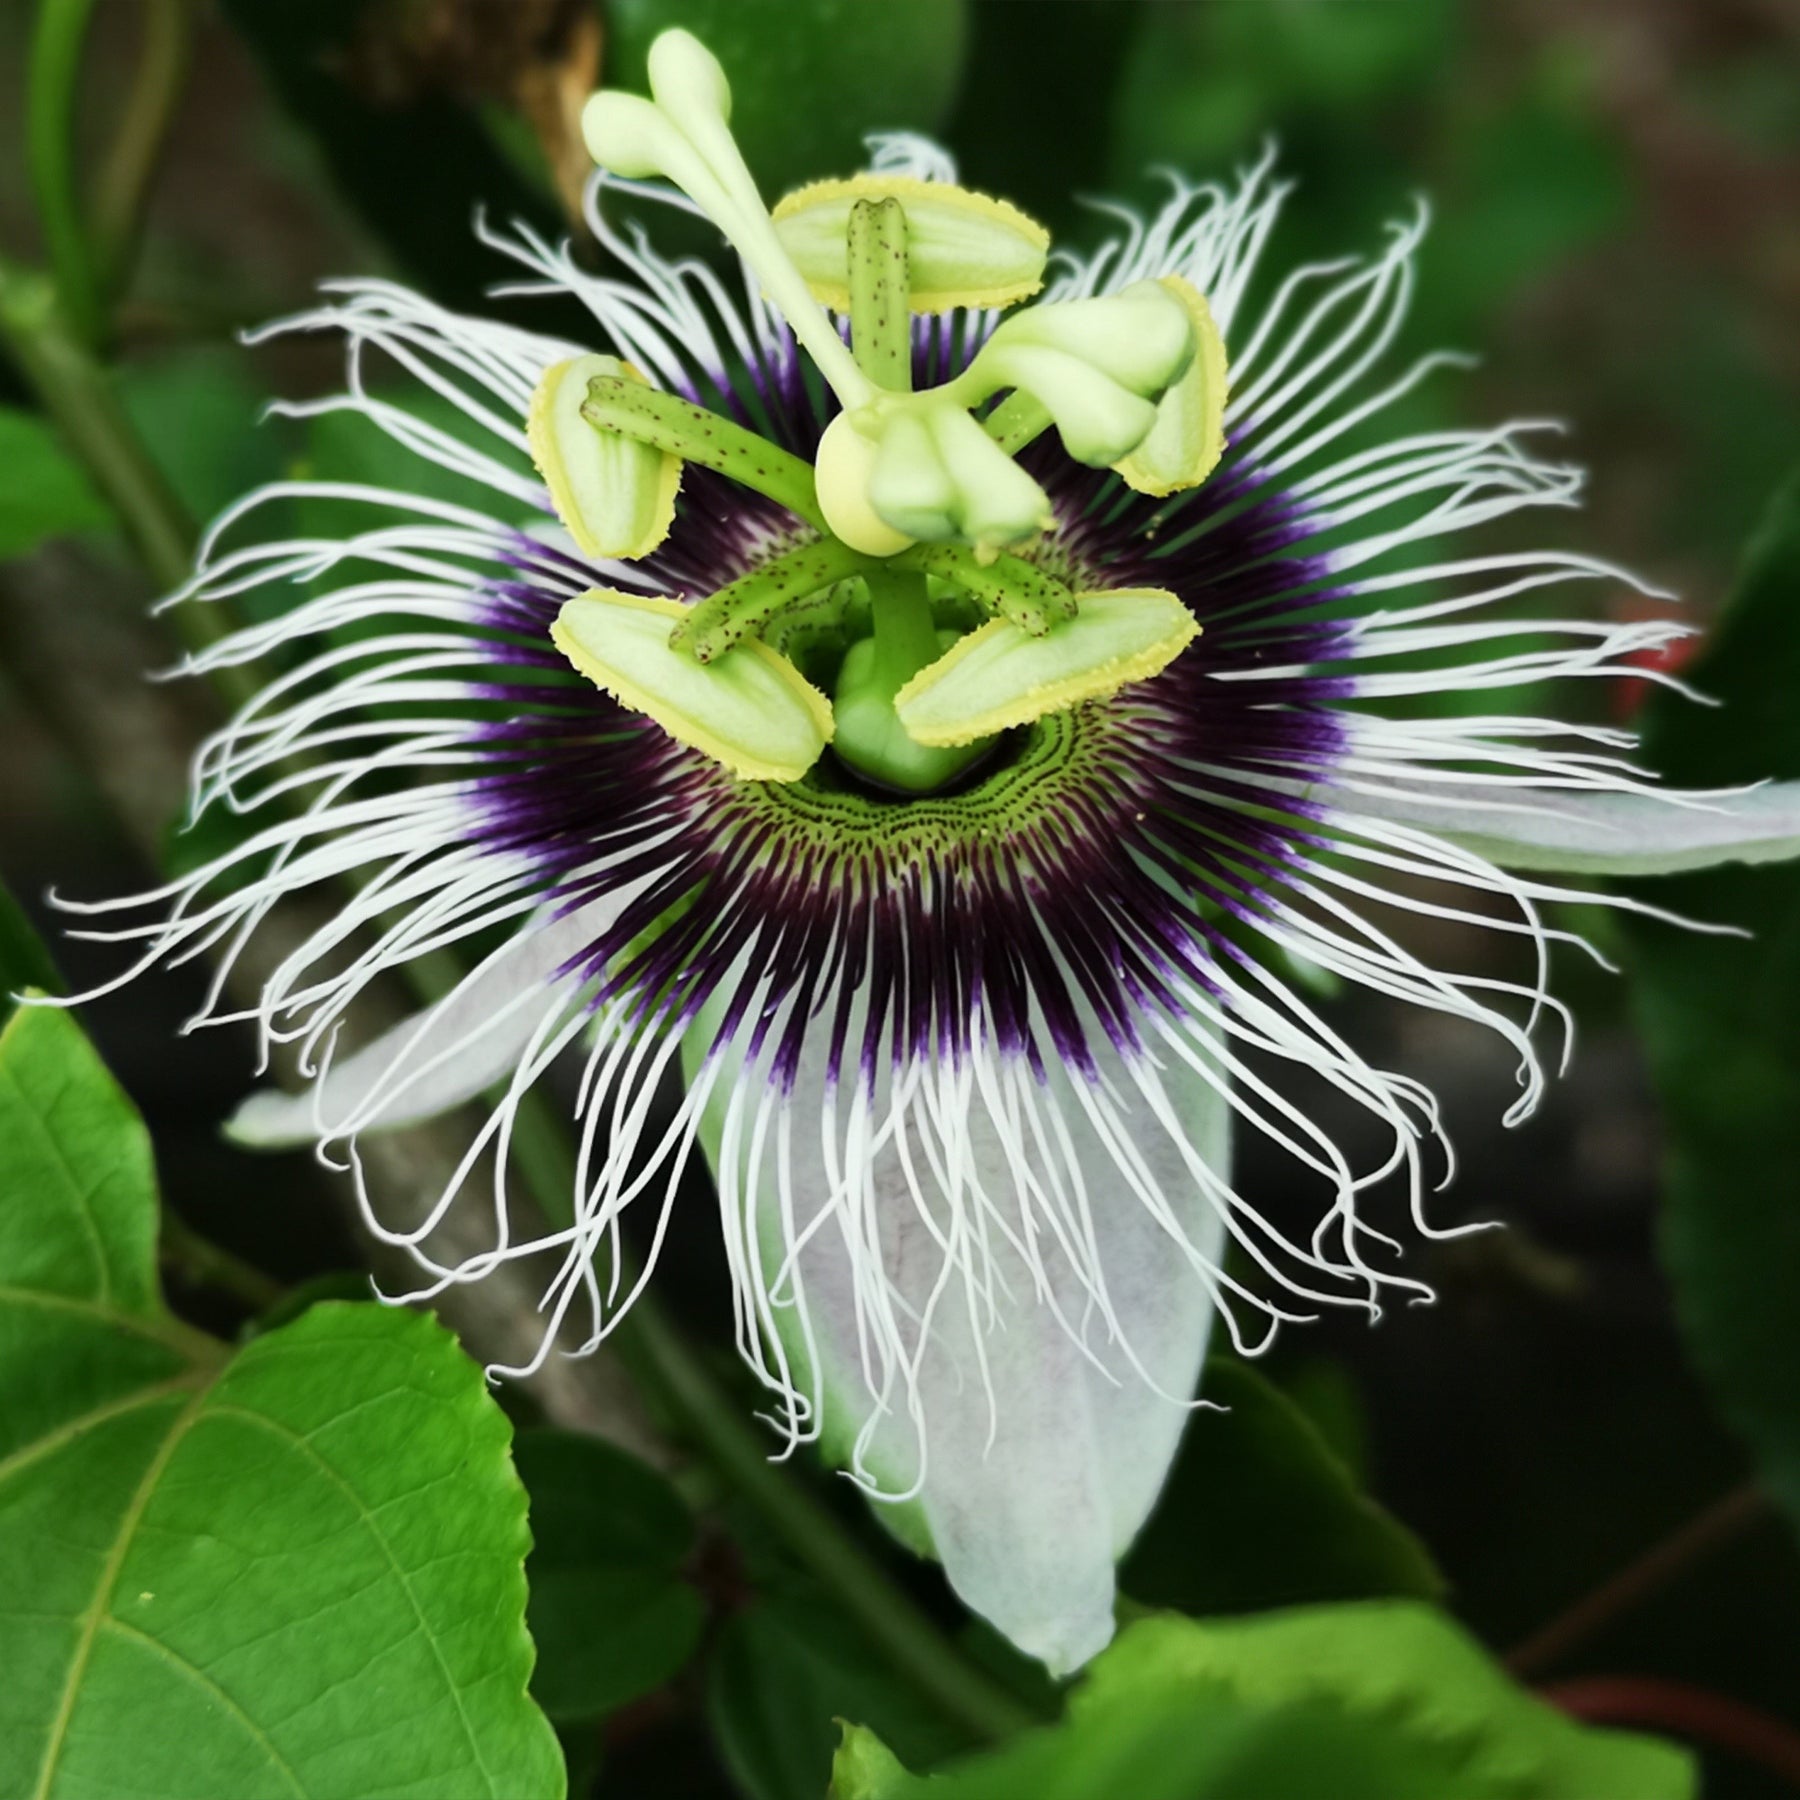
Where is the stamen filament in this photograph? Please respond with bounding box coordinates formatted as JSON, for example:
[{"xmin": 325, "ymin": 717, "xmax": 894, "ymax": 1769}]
[
  {"xmin": 895, "ymin": 542, "xmax": 1080, "ymax": 637},
  {"xmin": 672, "ymin": 535, "xmax": 873, "ymax": 662},
  {"xmin": 580, "ymin": 375, "xmax": 826, "ymax": 531}
]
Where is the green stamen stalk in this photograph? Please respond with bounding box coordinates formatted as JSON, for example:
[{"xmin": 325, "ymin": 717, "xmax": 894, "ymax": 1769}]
[
  {"xmin": 868, "ymin": 563, "xmax": 940, "ymax": 692},
  {"xmin": 671, "ymin": 536, "xmax": 872, "ymax": 662},
  {"xmin": 895, "ymin": 542, "xmax": 1080, "ymax": 637},
  {"xmin": 580, "ymin": 376, "xmax": 826, "ymax": 531}
]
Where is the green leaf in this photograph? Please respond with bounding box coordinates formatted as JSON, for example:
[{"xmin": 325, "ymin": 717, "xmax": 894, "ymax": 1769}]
[
  {"xmin": 1121, "ymin": 1356, "xmax": 1443, "ymax": 1614},
  {"xmin": 839, "ymin": 1606, "xmax": 1694, "ymax": 1800},
  {"xmin": 0, "ymin": 405, "xmax": 111, "ymax": 561},
  {"xmin": 829, "ymin": 1723, "xmax": 911, "ymax": 1799},
  {"xmin": 0, "ymin": 1008, "xmax": 165, "ymax": 1330},
  {"xmin": 0, "ymin": 1006, "xmax": 564, "ymax": 1800},
  {"xmin": 1086, "ymin": 1608, "xmax": 1690, "ymax": 1798},
  {"xmin": 606, "ymin": 0, "xmax": 969, "ymax": 200},
  {"xmin": 514, "ymin": 1429, "xmax": 704, "ymax": 1721},
  {"xmin": 1623, "ymin": 468, "xmax": 1800, "ymax": 1527},
  {"xmin": 116, "ymin": 349, "xmax": 289, "ymax": 528},
  {"xmin": 708, "ymin": 1582, "xmax": 976, "ymax": 1800}
]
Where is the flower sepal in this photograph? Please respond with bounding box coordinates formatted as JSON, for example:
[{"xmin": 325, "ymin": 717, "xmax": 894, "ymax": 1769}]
[{"xmin": 553, "ymin": 589, "xmax": 833, "ymax": 782}]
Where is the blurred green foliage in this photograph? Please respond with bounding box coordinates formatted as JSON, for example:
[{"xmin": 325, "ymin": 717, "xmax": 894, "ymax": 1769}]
[
  {"xmin": 0, "ymin": 404, "xmax": 108, "ymax": 558},
  {"xmin": 607, "ymin": 0, "xmax": 968, "ymax": 198},
  {"xmin": 1627, "ymin": 470, "xmax": 1800, "ymax": 1531}
]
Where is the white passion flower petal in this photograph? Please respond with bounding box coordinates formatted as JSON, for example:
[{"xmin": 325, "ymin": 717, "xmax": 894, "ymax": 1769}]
[
  {"xmin": 1114, "ymin": 276, "xmax": 1230, "ymax": 498},
  {"xmin": 772, "ymin": 174, "xmax": 1050, "ymax": 314},
  {"xmin": 553, "ymin": 589, "xmax": 834, "ymax": 783},
  {"xmin": 528, "ymin": 354, "xmax": 682, "ymax": 561},
  {"xmin": 1334, "ymin": 777, "xmax": 1800, "ymax": 876},
  {"xmin": 694, "ymin": 1013, "xmax": 1232, "ymax": 1676},
  {"xmin": 896, "ymin": 588, "xmax": 1199, "ymax": 747},
  {"xmin": 227, "ymin": 907, "xmax": 604, "ymax": 1147}
]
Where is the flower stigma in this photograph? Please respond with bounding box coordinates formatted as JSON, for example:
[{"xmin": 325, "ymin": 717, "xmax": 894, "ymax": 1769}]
[{"xmin": 523, "ymin": 27, "xmax": 1221, "ymax": 795}]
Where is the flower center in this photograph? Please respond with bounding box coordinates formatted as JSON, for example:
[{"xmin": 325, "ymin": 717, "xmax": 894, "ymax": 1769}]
[{"xmin": 533, "ymin": 27, "xmax": 1231, "ymax": 796}]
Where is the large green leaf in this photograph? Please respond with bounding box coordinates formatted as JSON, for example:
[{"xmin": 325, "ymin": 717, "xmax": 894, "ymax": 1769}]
[
  {"xmin": 1122, "ymin": 1355, "xmax": 1442, "ymax": 1614},
  {"xmin": 835, "ymin": 1606, "xmax": 1694, "ymax": 1800},
  {"xmin": 1624, "ymin": 469, "xmax": 1800, "ymax": 1524},
  {"xmin": 0, "ymin": 406, "xmax": 111, "ymax": 561},
  {"xmin": 515, "ymin": 1429, "xmax": 705, "ymax": 1722},
  {"xmin": 0, "ymin": 1005, "xmax": 564, "ymax": 1799}
]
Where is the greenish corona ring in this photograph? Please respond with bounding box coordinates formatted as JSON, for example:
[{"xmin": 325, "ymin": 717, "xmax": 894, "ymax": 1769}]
[{"xmin": 712, "ymin": 704, "xmax": 1141, "ymax": 869}]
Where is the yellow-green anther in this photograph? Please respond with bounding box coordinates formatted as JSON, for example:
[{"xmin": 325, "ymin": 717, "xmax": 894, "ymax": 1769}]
[
  {"xmin": 894, "ymin": 588, "xmax": 1199, "ymax": 746},
  {"xmin": 847, "ymin": 197, "xmax": 912, "ymax": 392},
  {"xmin": 1113, "ymin": 275, "xmax": 1230, "ymax": 497},
  {"xmin": 669, "ymin": 535, "xmax": 872, "ymax": 663},
  {"xmin": 528, "ymin": 355, "xmax": 681, "ymax": 561},
  {"xmin": 893, "ymin": 543, "xmax": 1080, "ymax": 637},
  {"xmin": 772, "ymin": 174, "xmax": 1050, "ymax": 314},
  {"xmin": 581, "ymin": 30, "xmax": 873, "ymax": 411},
  {"xmin": 579, "ymin": 375, "xmax": 825, "ymax": 531},
  {"xmin": 553, "ymin": 588, "xmax": 833, "ymax": 783}
]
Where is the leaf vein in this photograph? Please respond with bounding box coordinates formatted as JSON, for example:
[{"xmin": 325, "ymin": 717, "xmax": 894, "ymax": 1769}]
[
  {"xmin": 28, "ymin": 1378, "xmax": 220, "ymax": 1800},
  {"xmin": 203, "ymin": 1402, "xmax": 503, "ymax": 1794},
  {"xmin": 98, "ymin": 1617, "xmax": 312, "ymax": 1800}
]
